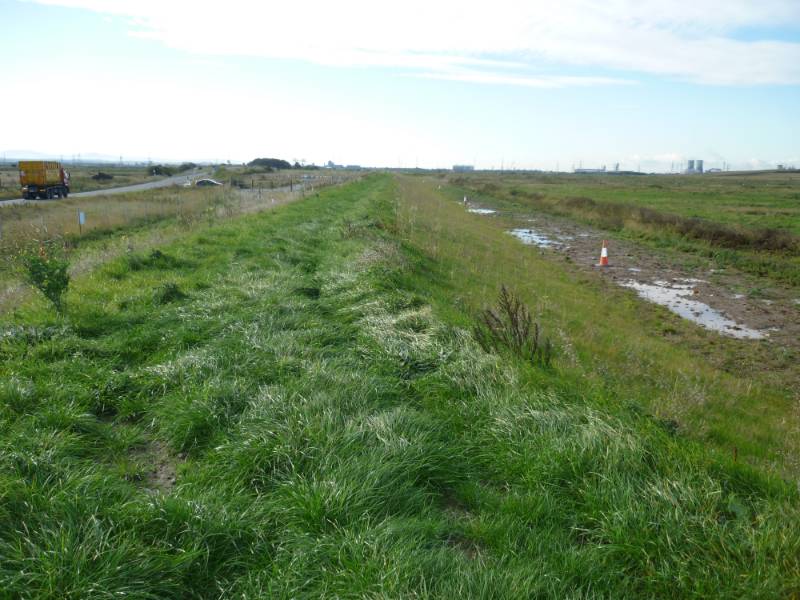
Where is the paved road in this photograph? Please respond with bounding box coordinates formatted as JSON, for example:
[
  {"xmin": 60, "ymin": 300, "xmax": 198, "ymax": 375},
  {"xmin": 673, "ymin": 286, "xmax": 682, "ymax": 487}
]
[{"xmin": 0, "ymin": 171, "xmax": 208, "ymax": 208}]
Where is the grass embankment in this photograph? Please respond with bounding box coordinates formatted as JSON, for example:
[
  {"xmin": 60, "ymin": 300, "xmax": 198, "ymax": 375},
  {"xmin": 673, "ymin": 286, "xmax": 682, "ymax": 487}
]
[
  {"xmin": 1, "ymin": 175, "xmax": 798, "ymax": 597},
  {"xmin": 453, "ymin": 172, "xmax": 800, "ymax": 288},
  {"xmin": 396, "ymin": 177, "xmax": 798, "ymax": 474}
]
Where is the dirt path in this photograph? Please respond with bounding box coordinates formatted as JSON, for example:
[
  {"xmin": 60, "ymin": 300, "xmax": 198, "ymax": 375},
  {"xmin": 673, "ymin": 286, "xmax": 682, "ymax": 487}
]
[{"xmin": 463, "ymin": 199, "xmax": 800, "ymax": 351}]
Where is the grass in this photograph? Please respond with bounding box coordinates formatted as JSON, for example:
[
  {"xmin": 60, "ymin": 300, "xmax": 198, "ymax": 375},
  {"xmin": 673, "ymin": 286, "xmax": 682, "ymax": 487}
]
[
  {"xmin": 451, "ymin": 171, "xmax": 800, "ymax": 288},
  {"xmin": 212, "ymin": 164, "xmax": 353, "ymax": 191},
  {"xmin": 0, "ymin": 174, "xmax": 798, "ymax": 597},
  {"xmin": 459, "ymin": 171, "xmax": 800, "ymax": 234},
  {"xmin": 0, "ymin": 185, "xmax": 245, "ymax": 255},
  {"xmin": 395, "ymin": 176, "xmax": 798, "ymax": 475},
  {"xmin": 0, "ymin": 180, "xmax": 338, "ymax": 313},
  {"xmin": 0, "ymin": 165, "xmax": 168, "ymax": 200}
]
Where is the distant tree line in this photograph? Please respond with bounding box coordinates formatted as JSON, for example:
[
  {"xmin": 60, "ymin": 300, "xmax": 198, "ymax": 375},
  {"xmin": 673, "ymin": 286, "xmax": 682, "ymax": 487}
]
[
  {"xmin": 150, "ymin": 163, "xmax": 198, "ymax": 176},
  {"xmin": 247, "ymin": 158, "xmax": 319, "ymax": 171},
  {"xmin": 247, "ymin": 158, "xmax": 294, "ymax": 170}
]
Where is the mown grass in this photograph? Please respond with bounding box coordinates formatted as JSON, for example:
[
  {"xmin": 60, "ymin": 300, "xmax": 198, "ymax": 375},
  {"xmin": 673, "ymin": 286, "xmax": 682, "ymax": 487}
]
[
  {"xmin": 1, "ymin": 174, "xmax": 798, "ymax": 597},
  {"xmin": 452, "ymin": 171, "xmax": 800, "ymax": 288}
]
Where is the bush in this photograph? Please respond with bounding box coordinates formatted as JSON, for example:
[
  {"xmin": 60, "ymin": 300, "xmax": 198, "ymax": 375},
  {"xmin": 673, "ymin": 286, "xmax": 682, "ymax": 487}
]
[
  {"xmin": 247, "ymin": 157, "xmax": 292, "ymax": 170},
  {"xmin": 150, "ymin": 165, "xmax": 176, "ymax": 176},
  {"xmin": 473, "ymin": 285, "xmax": 553, "ymax": 367},
  {"xmin": 22, "ymin": 247, "xmax": 70, "ymax": 313},
  {"xmin": 91, "ymin": 172, "xmax": 114, "ymax": 181}
]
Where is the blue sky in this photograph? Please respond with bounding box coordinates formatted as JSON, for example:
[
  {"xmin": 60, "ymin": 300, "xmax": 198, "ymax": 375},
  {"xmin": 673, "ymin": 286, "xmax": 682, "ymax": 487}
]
[{"xmin": 2, "ymin": 0, "xmax": 799, "ymax": 170}]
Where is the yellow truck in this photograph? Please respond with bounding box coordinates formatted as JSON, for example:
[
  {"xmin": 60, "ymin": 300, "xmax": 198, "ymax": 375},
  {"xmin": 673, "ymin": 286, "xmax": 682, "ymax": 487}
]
[{"xmin": 18, "ymin": 160, "xmax": 70, "ymax": 200}]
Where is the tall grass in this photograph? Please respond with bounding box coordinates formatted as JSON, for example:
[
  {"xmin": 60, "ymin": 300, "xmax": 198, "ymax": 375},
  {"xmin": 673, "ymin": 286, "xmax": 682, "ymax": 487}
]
[
  {"xmin": 0, "ymin": 187, "xmax": 230, "ymax": 253},
  {"xmin": 0, "ymin": 174, "xmax": 798, "ymax": 597}
]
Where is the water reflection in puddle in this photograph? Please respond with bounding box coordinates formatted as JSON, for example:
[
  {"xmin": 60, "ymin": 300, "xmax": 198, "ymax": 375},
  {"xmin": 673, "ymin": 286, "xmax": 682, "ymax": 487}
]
[
  {"xmin": 508, "ymin": 228, "xmax": 559, "ymax": 248},
  {"xmin": 468, "ymin": 208, "xmax": 496, "ymax": 215},
  {"xmin": 621, "ymin": 279, "xmax": 765, "ymax": 339}
]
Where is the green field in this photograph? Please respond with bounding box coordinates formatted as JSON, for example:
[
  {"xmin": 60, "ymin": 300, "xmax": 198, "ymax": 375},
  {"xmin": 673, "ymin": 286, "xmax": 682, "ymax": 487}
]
[
  {"xmin": 453, "ymin": 171, "xmax": 800, "ymax": 288},
  {"xmin": 1, "ymin": 175, "xmax": 799, "ymax": 597},
  {"xmin": 458, "ymin": 171, "xmax": 800, "ymax": 232}
]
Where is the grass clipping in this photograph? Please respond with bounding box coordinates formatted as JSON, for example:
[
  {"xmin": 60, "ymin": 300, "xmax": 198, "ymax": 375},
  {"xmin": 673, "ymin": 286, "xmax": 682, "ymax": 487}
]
[{"xmin": 474, "ymin": 285, "xmax": 553, "ymax": 368}]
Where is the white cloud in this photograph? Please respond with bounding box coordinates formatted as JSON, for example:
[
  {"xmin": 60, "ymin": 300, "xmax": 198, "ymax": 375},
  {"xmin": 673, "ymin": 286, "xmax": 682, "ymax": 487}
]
[{"xmin": 22, "ymin": 0, "xmax": 800, "ymax": 85}]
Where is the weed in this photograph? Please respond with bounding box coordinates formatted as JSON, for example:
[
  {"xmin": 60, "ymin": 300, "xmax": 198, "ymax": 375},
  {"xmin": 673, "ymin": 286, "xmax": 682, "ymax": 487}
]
[
  {"xmin": 474, "ymin": 285, "xmax": 553, "ymax": 367},
  {"xmin": 22, "ymin": 246, "xmax": 70, "ymax": 313}
]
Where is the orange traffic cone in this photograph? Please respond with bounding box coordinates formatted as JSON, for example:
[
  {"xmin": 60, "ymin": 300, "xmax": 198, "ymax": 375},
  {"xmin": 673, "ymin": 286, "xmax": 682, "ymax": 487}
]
[{"xmin": 597, "ymin": 240, "xmax": 609, "ymax": 266}]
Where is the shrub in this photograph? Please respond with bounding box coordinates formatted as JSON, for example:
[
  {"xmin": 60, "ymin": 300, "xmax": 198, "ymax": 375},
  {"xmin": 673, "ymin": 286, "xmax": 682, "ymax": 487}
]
[
  {"xmin": 473, "ymin": 285, "xmax": 553, "ymax": 367},
  {"xmin": 150, "ymin": 165, "xmax": 176, "ymax": 176},
  {"xmin": 22, "ymin": 246, "xmax": 70, "ymax": 313}
]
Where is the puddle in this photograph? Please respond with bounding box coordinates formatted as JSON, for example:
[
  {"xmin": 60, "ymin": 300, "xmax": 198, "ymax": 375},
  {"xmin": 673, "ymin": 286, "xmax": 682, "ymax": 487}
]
[
  {"xmin": 621, "ymin": 280, "xmax": 765, "ymax": 339},
  {"xmin": 508, "ymin": 228, "xmax": 559, "ymax": 248},
  {"xmin": 468, "ymin": 208, "xmax": 496, "ymax": 215},
  {"xmin": 628, "ymin": 267, "xmax": 642, "ymax": 273}
]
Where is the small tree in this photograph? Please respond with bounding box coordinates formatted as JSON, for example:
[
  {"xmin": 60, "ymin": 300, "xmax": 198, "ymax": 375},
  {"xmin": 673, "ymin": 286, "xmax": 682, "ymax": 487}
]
[{"xmin": 23, "ymin": 246, "xmax": 70, "ymax": 314}]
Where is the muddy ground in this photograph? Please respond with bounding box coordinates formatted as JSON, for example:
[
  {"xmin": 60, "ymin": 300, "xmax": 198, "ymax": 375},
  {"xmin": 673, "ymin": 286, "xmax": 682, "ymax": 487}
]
[{"xmin": 464, "ymin": 200, "xmax": 800, "ymax": 353}]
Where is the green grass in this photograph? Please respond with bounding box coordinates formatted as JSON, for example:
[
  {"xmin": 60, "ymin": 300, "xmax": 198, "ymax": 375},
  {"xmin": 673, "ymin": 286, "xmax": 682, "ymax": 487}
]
[
  {"xmin": 464, "ymin": 171, "xmax": 800, "ymax": 233},
  {"xmin": 452, "ymin": 171, "xmax": 800, "ymax": 288},
  {"xmin": 1, "ymin": 175, "xmax": 798, "ymax": 597}
]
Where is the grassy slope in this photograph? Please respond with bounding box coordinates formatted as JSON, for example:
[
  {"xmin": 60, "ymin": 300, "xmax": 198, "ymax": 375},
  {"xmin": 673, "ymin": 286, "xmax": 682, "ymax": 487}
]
[
  {"xmin": 1, "ymin": 175, "xmax": 798, "ymax": 598},
  {"xmin": 397, "ymin": 176, "xmax": 797, "ymax": 474}
]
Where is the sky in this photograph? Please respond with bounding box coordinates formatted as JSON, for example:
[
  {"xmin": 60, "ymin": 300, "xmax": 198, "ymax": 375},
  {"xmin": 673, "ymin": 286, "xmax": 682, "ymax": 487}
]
[{"xmin": 2, "ymin": 0, "xmax": 799, "ymax": 171}]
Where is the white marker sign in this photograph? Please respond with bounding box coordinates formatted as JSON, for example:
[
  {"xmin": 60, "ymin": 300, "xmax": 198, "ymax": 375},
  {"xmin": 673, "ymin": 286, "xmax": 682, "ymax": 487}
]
[{"xmin": 78, "ymin": 212, "xmax": 86, "ymax": 225}]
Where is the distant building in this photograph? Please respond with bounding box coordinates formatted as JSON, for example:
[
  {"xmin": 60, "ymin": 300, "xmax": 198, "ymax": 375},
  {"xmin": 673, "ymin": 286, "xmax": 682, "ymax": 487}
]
[
  {"xmin": 452, "ymin": 165, "xmax": 475, "ymax": 172},
  {"xmin": 575, "ymin": 166, "xmax": 606, "ymax": 174},
  {"xmin": 685, "ymin": 159, "xmax": 704, "ymax": 174}
]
